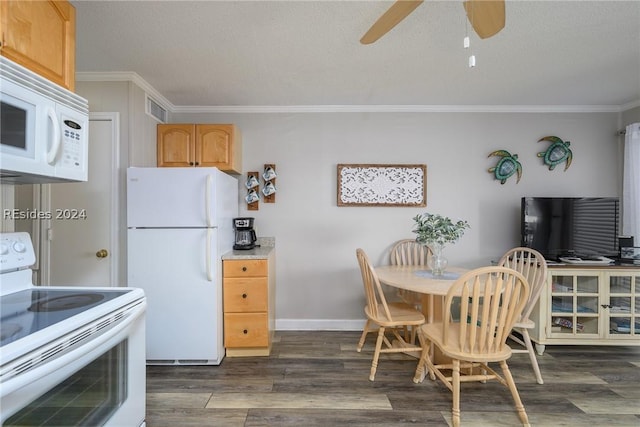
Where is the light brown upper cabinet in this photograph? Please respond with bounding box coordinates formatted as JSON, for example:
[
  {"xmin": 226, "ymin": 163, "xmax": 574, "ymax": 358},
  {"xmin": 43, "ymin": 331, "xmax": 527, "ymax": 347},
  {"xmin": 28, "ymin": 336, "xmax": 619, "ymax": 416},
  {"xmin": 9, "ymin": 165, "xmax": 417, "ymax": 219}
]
[
  {"xmin": 157, "ymin": 124, "xmax": 242, "ymax": 174},
  {"xmin": 0, "ymin": 0, "xmax": 76, "ymax": 91}
]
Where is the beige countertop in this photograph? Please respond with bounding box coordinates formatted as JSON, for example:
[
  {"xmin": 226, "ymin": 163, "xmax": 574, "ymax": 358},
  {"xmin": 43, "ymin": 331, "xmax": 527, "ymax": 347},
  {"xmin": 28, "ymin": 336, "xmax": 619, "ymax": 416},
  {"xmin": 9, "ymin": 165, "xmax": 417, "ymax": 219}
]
[{"xmin": 222, "ymin": 237, "xmax": 275, "ymax": 260}]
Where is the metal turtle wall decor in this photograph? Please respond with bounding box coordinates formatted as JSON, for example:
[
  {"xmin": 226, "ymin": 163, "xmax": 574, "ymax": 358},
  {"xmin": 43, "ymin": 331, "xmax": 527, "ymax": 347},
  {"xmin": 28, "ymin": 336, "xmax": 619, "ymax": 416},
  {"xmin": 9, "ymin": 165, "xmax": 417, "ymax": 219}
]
[
  {"xmin": 488, "ymin": 150, "xmax": 522, "ymax": 184},
  {"xmin": 537, "ymin": 136, "xmax": 573, "ymax": 171}
]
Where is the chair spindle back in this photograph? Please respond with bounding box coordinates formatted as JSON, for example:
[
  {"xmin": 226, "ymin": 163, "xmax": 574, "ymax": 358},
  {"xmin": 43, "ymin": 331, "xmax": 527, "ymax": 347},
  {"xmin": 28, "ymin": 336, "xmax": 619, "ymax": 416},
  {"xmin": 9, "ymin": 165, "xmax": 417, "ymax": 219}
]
[
  {"xmin": 498, "ymin": 247, "xmax": 547, "ymax": 322},
  {"xmin": 356, "ymin": 248, "xmax": 393, "ymax": 322},
  {"xmin": 443, "ymin": 266, "xmax": 529, "ymax": 354},
  {"xmin": 389, "ymin": 239, "xmax": 430, "ymax": 266}
]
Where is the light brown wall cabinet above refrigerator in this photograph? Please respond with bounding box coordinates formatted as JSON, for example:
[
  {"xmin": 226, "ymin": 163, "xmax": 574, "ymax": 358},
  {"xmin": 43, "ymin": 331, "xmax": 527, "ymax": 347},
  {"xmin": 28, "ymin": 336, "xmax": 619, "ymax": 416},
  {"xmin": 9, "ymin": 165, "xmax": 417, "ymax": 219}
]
[
  {"xmin": 157, "ymin": 124, "xmax": 242, "ymax": 174},
  {"xmin": 0, "ymin": 0, "xmax": 76, "ymax": 91}
]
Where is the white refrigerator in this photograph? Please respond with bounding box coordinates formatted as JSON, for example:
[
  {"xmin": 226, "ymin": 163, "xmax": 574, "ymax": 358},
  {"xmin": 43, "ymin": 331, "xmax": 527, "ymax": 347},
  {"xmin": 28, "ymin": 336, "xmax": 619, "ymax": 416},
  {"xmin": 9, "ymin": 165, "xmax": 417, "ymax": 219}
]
[{"xmin": 126, "ymin": 167, "xmax": 238, "ymax": 365}]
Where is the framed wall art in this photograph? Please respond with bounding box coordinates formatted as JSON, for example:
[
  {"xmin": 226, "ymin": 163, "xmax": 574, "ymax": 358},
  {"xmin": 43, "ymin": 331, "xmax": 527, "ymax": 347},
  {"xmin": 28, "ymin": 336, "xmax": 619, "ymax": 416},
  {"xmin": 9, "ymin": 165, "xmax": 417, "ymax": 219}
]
[{"xmin": 337, "ymin": 164, "xmax": 427, "ymax": 207}]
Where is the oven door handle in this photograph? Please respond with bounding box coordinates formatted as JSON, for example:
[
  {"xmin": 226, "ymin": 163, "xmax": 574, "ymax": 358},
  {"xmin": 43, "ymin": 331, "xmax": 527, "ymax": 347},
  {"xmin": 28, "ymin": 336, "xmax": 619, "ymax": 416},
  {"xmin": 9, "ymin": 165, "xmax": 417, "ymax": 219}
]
[{"xmin": 0, "ymin": 300, "xmax": 146, "ymax": 398}]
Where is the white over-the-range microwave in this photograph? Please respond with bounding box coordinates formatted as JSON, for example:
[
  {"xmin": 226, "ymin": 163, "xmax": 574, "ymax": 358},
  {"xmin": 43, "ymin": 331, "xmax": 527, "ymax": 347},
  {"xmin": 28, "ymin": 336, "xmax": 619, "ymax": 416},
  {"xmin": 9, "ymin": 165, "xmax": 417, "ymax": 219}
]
[{"xmin": 0, "ymin": 57, "xmax": 89, "ymax": 184}]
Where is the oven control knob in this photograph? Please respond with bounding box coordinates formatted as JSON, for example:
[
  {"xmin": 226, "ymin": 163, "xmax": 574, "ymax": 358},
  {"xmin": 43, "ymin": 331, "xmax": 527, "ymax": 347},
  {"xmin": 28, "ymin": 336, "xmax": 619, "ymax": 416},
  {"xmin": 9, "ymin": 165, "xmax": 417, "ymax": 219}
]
[
  {"xmin": 0, "ymin": 243, "xmax": 8, "ymax": 255},
  {"xmin": 12, "ymin": 241, "xmax": 27, "ymax": 253}
]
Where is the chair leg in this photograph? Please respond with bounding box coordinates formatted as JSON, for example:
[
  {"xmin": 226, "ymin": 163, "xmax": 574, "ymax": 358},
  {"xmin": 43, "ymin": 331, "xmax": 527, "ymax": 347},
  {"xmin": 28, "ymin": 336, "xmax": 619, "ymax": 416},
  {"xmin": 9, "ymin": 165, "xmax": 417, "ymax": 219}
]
[
  {"xmin": 451, "ymin": 359, "xmax": 461, "ymax": 427},
  {"xmin": 521, "ymin": 328, "xmax": 544, "ymax": 384},
  {"xmin": 410, "ymin": 325, "xmax": 418, "ymax": 345},
  {"xmin": 413, "ymin": 331, "xmax": 429, "ymax": 383},
  {"xmin": 499, "ymin": 360, "xmax": 531, "ymax": 427},
  {"xmin": 369, "ymin": 326, "xmax": 385, "ymax": 381},
  {"xmin": 403, "ymin": 325, "xmax": 410, "ymax": 343},
  {"xmin": 357, "ymin": 319, "xmax": 372, "ymax": 352}
]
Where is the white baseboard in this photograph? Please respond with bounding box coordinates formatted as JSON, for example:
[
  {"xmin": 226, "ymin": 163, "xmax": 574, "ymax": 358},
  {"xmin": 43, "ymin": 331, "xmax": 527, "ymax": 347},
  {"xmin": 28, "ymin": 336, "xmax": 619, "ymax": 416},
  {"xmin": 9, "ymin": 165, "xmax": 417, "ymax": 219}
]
[{"xmin": 275, "ymin": 319, "xmax": 366, "ymax": 331}]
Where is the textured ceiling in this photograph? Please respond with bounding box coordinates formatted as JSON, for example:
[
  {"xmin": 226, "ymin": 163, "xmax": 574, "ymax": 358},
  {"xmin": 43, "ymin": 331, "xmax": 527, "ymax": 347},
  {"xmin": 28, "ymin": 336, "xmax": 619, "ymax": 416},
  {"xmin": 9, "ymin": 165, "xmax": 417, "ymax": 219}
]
[{"xmin": 73, "ymin": 1, "xmax": 640, "ymax": 108}]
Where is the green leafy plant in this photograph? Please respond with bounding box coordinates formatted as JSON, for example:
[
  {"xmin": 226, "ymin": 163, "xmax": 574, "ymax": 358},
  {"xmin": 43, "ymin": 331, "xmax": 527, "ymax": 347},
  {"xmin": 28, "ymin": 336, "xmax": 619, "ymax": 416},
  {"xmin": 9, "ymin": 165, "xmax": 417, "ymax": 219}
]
[{"xmin": 412, "ymin": 212, "xmax": 470, "ymax": 245}]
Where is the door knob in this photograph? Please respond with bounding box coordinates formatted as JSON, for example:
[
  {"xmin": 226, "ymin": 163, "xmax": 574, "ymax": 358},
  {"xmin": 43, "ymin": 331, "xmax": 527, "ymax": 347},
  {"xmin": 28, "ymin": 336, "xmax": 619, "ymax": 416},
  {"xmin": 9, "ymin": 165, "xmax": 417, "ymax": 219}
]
[{"xmin": 96, "ymin": 249, "xmax": 109, "ymax": 258}]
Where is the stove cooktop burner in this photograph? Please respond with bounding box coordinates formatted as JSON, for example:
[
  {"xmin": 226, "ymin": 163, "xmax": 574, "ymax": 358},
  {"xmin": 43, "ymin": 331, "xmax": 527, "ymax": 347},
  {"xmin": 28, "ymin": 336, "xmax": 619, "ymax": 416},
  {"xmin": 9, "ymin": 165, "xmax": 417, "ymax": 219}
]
[
  {"xmin": 28, "ymin": 293, "xmax": 105, "ymax": 312},
  {"xmin": 1, "ymin": 288, "xmax": 132, "ymax": 347}
]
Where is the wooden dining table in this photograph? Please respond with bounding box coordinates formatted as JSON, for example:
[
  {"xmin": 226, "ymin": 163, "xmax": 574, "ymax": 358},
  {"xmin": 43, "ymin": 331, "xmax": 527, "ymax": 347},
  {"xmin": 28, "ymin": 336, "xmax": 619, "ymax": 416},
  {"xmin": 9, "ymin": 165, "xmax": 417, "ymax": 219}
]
[
  {"xmin": 374, "ymin": 265, "xmax": 468, "ymax": 323},
  {"xmin": 374, "ymin": 265, "xmax": 468, "ymax": 376}
]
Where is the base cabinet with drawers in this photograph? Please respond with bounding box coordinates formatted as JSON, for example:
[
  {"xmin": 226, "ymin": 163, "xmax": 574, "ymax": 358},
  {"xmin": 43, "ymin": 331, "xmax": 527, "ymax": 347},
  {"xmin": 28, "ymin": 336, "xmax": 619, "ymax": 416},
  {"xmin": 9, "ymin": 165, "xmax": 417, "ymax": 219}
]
[
  {"xmin": 223, "ymin": 252, "xmax": 275, "ymax": 357},
  {"xmin": 531, "ymin": 266, "xmax": 640, "ymax": 354}
]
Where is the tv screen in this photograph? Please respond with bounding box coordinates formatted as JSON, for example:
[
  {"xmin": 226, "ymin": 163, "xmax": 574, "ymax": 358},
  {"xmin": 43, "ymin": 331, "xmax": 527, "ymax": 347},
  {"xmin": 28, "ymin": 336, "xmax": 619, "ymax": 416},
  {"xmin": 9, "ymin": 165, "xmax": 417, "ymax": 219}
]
[{"xmin": 521, "ymin": 197, "xmax": 620, "ymax": 260}]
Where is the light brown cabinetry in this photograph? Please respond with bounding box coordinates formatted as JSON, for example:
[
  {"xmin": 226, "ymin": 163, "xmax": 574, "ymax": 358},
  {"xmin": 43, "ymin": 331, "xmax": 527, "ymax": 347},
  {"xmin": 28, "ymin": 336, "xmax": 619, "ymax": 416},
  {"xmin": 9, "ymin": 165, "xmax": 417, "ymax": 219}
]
[
  {"xmin": 223, "ymin": 254, "xmax": 275, "ymax": 356},
  {"xmin": 157, "ymin": 124, "xmax": 242, "ymax": 174},
  {"xmin": 531, "ymin": 266, "xmax": 640, "ymax": 354},
  {"xmin": 0, "ymin": 0, "xmax": 76, "ymax": 91}
]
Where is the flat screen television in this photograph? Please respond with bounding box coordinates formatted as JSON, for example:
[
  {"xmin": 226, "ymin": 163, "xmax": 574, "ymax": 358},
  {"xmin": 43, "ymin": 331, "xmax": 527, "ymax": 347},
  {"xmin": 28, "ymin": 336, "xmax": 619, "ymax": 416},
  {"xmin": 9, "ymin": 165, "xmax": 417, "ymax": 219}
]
[{"xmin": 521, "ymin": 197, "xmax": 620, "ymax": 260}]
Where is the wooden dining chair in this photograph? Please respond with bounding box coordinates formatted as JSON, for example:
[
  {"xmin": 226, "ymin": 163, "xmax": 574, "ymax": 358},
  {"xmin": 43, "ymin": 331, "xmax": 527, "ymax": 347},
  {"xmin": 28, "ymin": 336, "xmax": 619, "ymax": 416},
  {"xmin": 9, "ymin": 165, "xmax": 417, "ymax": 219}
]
[
  {"xmin": 413, "ymin": 266, "xmax": 531, "ymax": 427},
  {"xmin": 389, "ymin": 239, "xmax": 431, "ymax": 307},
  {"xmin": 498, "ymin": 247, "xmax": 548, "ymax": 384},
  {"xmin": 355, "ymin": 248, "xmax": 425, "ymax": 381}
]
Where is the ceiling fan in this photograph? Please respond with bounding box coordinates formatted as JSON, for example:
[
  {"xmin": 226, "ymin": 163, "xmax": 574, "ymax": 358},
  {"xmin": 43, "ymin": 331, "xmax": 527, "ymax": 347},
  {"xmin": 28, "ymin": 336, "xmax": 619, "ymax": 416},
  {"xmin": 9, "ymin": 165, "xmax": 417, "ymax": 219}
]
[{"xmin": 360, "ymin": 0, "xmax": 505, "ymax": 45}]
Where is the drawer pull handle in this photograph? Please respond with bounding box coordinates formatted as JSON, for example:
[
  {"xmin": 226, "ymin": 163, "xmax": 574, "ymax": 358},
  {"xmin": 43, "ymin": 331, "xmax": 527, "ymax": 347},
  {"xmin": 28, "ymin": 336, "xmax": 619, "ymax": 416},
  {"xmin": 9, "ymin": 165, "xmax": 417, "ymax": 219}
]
[
  {"xmin": 242, "ymin": 293, "xmax": 247, "ymax": 298},
  {"xmin": 242, "ymin": 267, "xmax": 247, "ymax": 272},
  {"xmin": 243, "ymin": 329, "xmax": 248, "ymax": 334}
]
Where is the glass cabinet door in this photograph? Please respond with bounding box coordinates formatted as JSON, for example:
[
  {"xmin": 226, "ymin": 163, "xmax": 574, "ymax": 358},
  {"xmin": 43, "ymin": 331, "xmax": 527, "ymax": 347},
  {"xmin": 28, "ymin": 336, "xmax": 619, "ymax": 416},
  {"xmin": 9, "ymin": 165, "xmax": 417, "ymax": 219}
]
[
  {"xmin": 607, "ymin": 273, "xmax": 639, "ymax": 337},
  {"xmin": 549, "ymin": 273, "xmax": 600, "ymax": 337}
]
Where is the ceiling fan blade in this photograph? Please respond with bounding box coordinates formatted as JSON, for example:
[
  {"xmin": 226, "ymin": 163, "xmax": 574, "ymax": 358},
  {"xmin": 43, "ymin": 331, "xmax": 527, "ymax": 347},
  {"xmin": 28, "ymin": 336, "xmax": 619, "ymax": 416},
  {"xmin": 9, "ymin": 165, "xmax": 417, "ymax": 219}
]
[
  {"xmin": 360, "ymin": 0, "xmax": 424, "ymax": 45},
  {"xmin": 463, "ymin": 0, "xmax": 505, "ymax": 39}
]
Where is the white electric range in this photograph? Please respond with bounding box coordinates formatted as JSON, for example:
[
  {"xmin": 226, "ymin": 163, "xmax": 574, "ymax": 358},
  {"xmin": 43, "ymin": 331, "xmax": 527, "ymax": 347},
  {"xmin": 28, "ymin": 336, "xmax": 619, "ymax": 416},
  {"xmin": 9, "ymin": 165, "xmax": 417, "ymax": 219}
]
[{"xmin": 0, "ymin": 232, "xmax": 147, "ymax": 426}]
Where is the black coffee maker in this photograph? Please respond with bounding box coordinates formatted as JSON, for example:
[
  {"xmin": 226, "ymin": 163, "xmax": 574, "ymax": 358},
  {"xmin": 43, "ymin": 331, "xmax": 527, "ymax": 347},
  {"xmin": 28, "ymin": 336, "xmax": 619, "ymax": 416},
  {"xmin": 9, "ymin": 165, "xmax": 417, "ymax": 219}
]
[{"xmin": 233, "ymin": 217, "xmax": 257, "ymax": 250}]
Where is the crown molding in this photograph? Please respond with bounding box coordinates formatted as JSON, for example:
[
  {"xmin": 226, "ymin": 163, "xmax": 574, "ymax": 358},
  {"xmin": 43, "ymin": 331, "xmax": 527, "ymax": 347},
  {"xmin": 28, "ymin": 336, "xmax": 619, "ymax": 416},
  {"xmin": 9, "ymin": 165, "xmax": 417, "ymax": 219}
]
[
  {"xmin": 172, "ymin": 104, "xmax": 623, "ymax": 114},
  {"xmin": 621, "ymin": 99, "xmax": 640, "ymax": 111},
  {"xmin": 76, "ymin": 71, "xmax": 174, "ymax": 112},
  {"xmin": 76, "ymin": 71, "xmax": 635, "ymax": 115}
]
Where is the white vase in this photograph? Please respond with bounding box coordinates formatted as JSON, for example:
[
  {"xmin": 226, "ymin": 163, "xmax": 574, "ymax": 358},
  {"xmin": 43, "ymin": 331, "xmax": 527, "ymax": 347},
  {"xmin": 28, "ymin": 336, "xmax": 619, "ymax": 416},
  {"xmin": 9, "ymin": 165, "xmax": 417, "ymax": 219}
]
[{"xmin": 427, "ymin": 242, "xmax": 448, "ymax": 277}]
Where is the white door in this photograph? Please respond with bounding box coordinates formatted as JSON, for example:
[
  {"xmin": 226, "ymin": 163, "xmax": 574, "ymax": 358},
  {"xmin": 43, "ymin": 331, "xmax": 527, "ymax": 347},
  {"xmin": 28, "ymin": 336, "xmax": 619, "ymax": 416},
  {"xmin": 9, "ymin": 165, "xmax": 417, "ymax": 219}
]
[{"xmin": 48, "ymin": 113, "xmax": 119, "ymax": 286}]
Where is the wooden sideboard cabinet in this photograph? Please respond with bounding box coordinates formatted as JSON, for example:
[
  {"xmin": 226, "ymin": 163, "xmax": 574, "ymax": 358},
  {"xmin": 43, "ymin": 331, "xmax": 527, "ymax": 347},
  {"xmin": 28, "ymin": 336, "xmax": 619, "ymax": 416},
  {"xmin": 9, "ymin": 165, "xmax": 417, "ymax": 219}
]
[
  {"xmin": 157, "ymin": 124, "xmax": 242, "ymax": 174},
  {"xmin": 0, "ymin": 0, "xmax": 76, "ymax": 91},
  {"xmin": 223, "ymin": 253, "xmax": 275, "ymax": 356},
  {"xmin": 531, "ymin": 265, "xmax": 640, "ymax": 354}
]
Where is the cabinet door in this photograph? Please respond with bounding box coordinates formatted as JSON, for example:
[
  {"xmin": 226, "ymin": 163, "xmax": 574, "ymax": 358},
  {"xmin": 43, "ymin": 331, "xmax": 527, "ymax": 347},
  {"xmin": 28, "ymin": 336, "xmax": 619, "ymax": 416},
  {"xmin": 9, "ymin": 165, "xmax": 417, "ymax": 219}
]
[
  {"xmin": 196, "ymin": 124, "xmax": 240, "ymax": 173},
  {"xmin": 548, "ymin": 271, "xmax": 600, "ymax": 337},
  {"xmin": 606, "ymin": 272, "xmax": 640, "ymax": 338},
  {"xmin": 157, "ymin": 124, "xmax": 195, "ymax": 167},
  {"xmin": 0, "ymin": 0, "xmax": 76, "ymax": 90}
]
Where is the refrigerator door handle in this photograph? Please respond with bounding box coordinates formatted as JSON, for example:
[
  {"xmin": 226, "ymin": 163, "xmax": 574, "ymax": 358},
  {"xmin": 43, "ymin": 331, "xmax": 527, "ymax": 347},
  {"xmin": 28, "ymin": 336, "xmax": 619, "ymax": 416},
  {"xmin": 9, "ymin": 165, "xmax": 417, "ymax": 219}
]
[
  {"xmin": 205, "ymin": 174, "xmax": 213, "ymax": 227},
  {"xmin": 206, "ymin": 228, "xmax": 213, "ymax": 281}
]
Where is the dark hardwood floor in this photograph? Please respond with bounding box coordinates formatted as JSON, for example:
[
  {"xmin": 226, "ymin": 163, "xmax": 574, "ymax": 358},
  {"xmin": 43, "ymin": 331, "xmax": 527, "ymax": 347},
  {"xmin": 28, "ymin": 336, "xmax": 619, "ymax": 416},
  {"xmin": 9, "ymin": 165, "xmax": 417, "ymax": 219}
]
[{"xmin": 146, "ymin": 331, "xmax": 640, "ymax": 426}]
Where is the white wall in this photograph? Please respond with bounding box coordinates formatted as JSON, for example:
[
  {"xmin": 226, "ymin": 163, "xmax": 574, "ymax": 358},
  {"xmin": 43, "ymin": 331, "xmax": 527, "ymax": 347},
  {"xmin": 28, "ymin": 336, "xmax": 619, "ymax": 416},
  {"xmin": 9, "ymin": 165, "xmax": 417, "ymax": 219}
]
[
  {"xmin": 171, "ymin": 110, "xmax": 621, "ymax": 329},
  {"xmin": 76, "ymin": 80, "xmax": 159, "ymax": 168}
]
